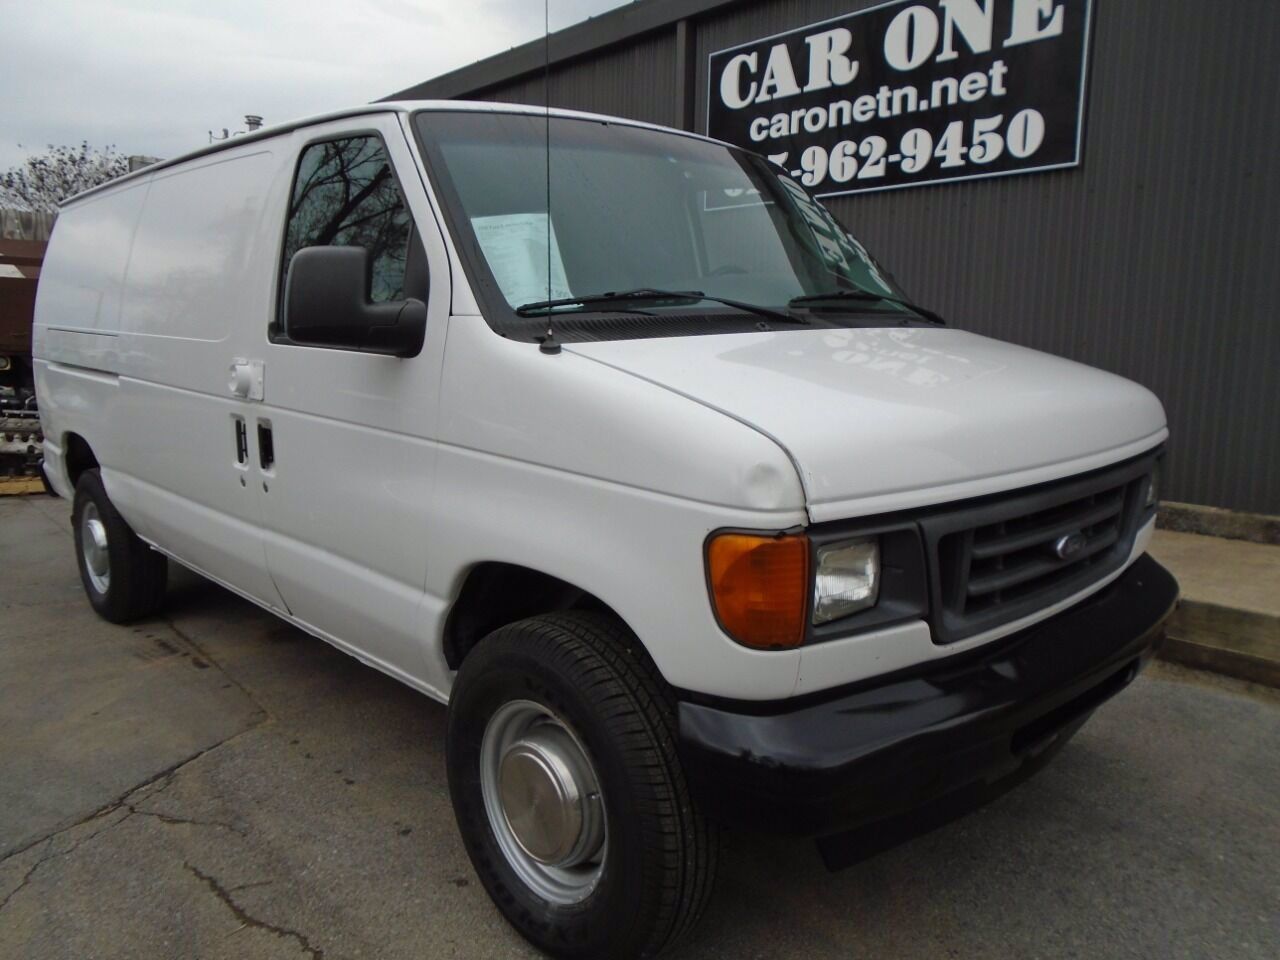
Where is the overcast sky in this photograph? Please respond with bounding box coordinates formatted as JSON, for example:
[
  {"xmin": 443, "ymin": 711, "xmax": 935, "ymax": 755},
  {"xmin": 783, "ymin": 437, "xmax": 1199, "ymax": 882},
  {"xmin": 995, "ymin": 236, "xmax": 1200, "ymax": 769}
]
[{"xmin": 0, "ymin": 0, "xmax": 630, "ymax": 171}]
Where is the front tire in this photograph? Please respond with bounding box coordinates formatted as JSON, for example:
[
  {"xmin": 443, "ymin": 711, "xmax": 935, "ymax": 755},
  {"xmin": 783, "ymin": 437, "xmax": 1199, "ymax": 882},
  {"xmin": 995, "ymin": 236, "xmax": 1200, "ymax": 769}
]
[
  {"xmin": 72, "ymin": 469, "xmax": 167, "ymax": 623},
  {"xmin": 446, "ymin": 611, "xmax": 719, "ymax": 960}
]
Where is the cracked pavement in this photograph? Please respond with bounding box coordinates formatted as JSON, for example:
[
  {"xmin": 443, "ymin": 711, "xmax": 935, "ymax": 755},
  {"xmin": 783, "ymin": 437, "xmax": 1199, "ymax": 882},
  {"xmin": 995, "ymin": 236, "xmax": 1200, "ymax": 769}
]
[{"xmin": 3, "ymin": 494, "xmax": 1279, "ymax": 959}]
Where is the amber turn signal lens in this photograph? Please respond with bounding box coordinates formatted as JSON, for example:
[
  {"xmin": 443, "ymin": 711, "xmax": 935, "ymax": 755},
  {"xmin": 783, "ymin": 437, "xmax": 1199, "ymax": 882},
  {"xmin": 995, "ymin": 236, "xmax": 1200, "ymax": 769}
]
[{"xmin": 706, "ymin": 532, "xmax": 809, "ymax": 650}]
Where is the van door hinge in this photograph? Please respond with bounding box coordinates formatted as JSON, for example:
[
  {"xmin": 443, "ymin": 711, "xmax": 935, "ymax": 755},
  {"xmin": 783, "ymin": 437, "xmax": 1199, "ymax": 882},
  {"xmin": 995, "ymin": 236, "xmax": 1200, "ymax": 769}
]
[{"xmin": 228, "ymin": 359, "xmax": 265, "ymax": 401}]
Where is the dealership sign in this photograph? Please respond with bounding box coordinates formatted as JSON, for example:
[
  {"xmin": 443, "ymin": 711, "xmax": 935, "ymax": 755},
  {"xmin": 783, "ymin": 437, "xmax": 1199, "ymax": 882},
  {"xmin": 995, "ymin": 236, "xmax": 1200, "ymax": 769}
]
[{"xmin": 707, "ymin": 0, "xmax": 1094, "ymax": 195}]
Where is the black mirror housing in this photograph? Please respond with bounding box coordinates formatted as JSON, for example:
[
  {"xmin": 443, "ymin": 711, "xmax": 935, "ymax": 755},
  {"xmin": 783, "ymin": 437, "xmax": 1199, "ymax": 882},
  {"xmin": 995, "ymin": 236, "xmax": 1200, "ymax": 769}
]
[{"xmin": 283, "ymin": 246, "xmax": 426, "ymax": 357}]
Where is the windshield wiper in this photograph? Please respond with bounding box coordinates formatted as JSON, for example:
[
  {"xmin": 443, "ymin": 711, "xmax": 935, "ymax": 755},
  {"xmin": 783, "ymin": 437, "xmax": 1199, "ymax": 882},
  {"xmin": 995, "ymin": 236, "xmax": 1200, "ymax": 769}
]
[
  {"xmin": 517, "ymin": 288, "xmax": 808, "ymax": 326},
  {"xmin": 789, "ymin": 289, "xmax": 945, "ymax": 325}
]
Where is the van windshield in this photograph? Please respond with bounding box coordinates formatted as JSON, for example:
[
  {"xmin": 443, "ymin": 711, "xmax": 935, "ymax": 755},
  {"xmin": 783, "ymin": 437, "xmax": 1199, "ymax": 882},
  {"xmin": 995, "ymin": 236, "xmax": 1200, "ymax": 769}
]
[{"xmin": 414, "ymin": 111, "xmax": 915, "ymax": 339}]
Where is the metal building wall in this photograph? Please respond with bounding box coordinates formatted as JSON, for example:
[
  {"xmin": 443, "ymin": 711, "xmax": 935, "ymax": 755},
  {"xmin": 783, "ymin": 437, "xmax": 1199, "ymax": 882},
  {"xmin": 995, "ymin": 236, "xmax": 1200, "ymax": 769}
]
[
  {"xmin": 474, "ymin": 29, "xmax": 678, "ymax": 127},
  {"xmin": 393, "ymin": 0, "xmax": 1280, "ymax": 515}
]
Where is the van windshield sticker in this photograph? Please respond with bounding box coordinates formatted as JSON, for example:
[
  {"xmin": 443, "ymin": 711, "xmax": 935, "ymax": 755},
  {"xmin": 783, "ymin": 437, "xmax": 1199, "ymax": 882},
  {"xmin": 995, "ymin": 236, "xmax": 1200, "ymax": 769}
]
[{"xmin": 471, "ymin": 213, "xmax": 572, "ymax": 308}]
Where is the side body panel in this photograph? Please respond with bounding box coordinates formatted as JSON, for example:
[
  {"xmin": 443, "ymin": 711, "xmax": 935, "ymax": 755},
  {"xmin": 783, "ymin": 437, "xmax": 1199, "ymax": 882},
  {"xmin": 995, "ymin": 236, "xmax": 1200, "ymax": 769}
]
[
  {"xmin": 34, "ymin": 179, "xmax": 150, "ymax": 499},
  {"xmin": 426, "ymin": 317, "xmax": 810, "ymax": 701}
]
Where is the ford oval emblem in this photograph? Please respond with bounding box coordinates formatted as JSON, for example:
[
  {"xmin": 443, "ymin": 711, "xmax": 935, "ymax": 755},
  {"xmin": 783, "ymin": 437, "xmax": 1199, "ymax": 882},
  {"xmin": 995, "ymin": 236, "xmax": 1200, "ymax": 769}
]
[{"xmin": 1053, "ymin": 532, "xmax": 1087, "ymax": 560}]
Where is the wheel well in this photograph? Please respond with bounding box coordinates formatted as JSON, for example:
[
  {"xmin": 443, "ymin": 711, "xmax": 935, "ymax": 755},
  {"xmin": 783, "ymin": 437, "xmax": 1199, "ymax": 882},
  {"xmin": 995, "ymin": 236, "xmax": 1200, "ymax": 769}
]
[
  {"xmin": 443, "ymin": 562, "xmax": 617, "ymax": 670},
  {"xmin": 63, "ymin": 433, "xmax": 99, "ymax": 490}
]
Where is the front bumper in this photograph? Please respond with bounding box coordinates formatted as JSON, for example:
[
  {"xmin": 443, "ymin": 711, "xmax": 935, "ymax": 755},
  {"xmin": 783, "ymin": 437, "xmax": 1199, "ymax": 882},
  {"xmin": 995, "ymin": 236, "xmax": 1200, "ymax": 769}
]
[{"xmin": 677, "ymin": 554, "xmax": 1179, "ymax": 847}]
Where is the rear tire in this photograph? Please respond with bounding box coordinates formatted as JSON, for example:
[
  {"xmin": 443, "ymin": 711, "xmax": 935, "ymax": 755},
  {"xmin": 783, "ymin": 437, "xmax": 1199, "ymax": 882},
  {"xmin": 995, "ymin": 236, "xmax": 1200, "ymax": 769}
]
[
  {"xmin": 446, "ymin": 611, "xmax": 719, "ymax": 960},
  {"xmin": 72, "ymin": 469, "xmax": 167, "ymax": 623}
]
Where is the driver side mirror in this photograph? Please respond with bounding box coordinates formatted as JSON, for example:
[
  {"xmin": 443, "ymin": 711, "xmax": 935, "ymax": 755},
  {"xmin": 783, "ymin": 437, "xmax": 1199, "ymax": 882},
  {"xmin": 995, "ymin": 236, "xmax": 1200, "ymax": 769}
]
[{"xmin": 283, "ymin": 246, "xmax": 426, "ymax": 357}]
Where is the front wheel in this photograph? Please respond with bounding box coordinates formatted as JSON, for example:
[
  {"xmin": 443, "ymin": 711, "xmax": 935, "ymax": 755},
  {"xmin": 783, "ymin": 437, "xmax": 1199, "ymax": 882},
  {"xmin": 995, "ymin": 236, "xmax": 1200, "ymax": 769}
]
[{"xmin": 446, "ymin": 611, "xmax": 719, "ymax": 960}]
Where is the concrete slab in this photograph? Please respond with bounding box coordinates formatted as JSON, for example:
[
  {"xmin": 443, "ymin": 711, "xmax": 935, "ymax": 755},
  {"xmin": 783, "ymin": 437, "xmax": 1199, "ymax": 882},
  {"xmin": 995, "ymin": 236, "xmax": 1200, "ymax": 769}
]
[
  {"xmin": 2, "ymin": 497, "xmax": 1278, "ymax": 959},
  {"xmin": 1150, "ymin": 529, "xmax": 1280, "ymax": 618},
  {"xmin": 0, "ymin": 497, "xmax": 264, "ymax": 858},
  {"xmin": 1149, "ymin": 530, "xmax": 1280, "ymax": 686}
]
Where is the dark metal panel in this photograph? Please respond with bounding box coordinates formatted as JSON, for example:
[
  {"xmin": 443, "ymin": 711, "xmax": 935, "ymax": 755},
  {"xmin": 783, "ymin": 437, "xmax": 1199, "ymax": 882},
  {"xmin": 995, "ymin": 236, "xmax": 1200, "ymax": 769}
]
[
  {"xmin": 383, "ymin": 0, "xmax": 737, "ymax": 101},
  {"xmin": 673, "ymin": 18, "xmax": 697, "ymax": 130},
  {"xmin": 473, "ymin": 30, "xmax": 679, "ymax": 128},
  {"xmin": 470, "ymin": 74, "xmax": 548, "ymax": 108}
]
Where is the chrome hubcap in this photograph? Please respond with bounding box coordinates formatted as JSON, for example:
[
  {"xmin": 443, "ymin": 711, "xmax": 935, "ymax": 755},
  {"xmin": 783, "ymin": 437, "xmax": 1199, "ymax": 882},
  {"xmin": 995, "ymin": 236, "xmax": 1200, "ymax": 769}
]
[
  {"xmin": 480, "ymin": 700, "xmax": 606, "ymax": 904},
  {"xmin": 81, "ymin": 503, "xmax": 110, "ymax": 594}
]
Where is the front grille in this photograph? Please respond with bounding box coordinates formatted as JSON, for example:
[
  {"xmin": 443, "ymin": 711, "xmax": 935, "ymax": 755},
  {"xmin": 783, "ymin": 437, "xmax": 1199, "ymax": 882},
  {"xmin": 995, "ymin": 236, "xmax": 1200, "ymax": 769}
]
[
  {"xmin": 921, "ymin": 452, "xmax": 1159, "ymax": 644},
  {"xmin": 955, "ymin": 487, "xmax": 1126, "ymax": 613}
]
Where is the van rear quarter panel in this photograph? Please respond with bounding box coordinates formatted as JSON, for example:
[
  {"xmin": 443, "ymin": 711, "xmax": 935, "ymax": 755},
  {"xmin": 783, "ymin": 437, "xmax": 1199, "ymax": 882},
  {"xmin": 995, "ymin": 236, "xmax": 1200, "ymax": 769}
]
[
  {"xmin": 34, "ymin": 179, "xmax": 151, "ymax": 497},
  {"xmin": 36, "ymin": 180, "xmax": 149, "ymax": 341}
]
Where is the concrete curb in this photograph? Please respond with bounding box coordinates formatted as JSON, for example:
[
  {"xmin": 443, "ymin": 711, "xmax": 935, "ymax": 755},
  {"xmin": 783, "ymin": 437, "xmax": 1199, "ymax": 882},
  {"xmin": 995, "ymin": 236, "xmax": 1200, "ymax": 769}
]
[
  {"xmin": 1159, "ymin": 599, "xmax": 1280, "ymax": 689},
  {"xmin": 1158, "ymin": 501, "xmax": 1280, "ymax": 547}
]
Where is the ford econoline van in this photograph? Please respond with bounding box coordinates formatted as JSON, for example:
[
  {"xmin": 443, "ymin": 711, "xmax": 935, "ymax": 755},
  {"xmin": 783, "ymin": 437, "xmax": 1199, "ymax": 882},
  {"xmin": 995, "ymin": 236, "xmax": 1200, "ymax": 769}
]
[{"xmin": 34, "ymin": 102, "xmax": 1178, "ymax": 959}]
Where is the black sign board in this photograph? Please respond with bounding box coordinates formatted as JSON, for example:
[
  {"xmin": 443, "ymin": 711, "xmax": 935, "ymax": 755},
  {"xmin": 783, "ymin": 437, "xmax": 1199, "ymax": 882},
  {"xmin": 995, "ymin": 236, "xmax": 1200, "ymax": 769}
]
[{"xmin": 707, "ymin": 0, "xmax": 1094, "ymax": 196}]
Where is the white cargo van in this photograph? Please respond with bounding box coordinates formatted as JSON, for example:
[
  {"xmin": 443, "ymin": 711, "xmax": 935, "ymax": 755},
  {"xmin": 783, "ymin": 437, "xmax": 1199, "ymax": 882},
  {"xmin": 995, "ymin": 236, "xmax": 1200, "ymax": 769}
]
[{"xmin": 34, "ymin": 102, "xmax": 1178, "ymax": 959}]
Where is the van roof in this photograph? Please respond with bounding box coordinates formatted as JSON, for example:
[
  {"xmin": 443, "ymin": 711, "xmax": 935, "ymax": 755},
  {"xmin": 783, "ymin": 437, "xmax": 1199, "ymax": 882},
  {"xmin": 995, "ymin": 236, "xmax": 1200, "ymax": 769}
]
[{"xmin": 61, "ymin": 100, "xmax": 734, "ymax": 207}]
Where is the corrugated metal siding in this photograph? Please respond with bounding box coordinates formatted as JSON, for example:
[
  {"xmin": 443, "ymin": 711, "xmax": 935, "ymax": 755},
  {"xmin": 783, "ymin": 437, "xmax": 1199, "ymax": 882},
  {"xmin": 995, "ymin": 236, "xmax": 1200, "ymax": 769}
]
[
  {"xmin": 474, "ymin": 29, "xmax": 678, "ymax": 127},
  {"xmin": 427, "ymin": 0, "xmax": 1280, "ymax": 514}
]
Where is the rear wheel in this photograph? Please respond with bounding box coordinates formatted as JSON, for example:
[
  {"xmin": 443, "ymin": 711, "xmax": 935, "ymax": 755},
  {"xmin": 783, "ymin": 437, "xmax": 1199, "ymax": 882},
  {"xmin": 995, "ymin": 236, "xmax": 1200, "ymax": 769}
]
[
  {"xmin": 446, "ymin": 611, "xmax": 719, "ymax": 960},
  {"xmin": 72, "ymin": 469, "xmax": 167, "ymax": 623}
]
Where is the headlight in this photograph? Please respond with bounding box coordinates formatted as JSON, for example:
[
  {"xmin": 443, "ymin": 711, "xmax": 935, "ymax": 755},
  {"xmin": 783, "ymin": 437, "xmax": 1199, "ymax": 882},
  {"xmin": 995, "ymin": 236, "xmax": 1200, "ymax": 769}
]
[
  {"xmin": 1145, "ymin": 463, "xmax": 1161, "ymax": 509},
  {"xmin": 813, "ymin": 537, "xmax": 879, "ymax": 624}
]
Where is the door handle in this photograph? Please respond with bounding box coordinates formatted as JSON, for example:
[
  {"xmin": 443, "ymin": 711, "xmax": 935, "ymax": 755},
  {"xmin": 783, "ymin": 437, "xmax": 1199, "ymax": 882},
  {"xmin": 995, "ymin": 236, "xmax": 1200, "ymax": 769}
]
[
  {"xmin": 227, "ymin": 359, "xmax": 265, "ymax": 400},
  {"xmin": 234, "ymin": 417, "xmax": 248, "ymax": 464},
  {"xmin": 257, "ymin": 422, "xmax": 274, "ymax": 470}
]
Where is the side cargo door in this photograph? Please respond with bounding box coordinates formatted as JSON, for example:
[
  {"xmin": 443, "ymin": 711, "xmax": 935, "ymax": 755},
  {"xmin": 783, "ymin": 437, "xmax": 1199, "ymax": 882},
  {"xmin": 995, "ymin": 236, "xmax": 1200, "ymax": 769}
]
[
  {"xmin": 253, "ymin": 115, "xmax": 451, "ymax": 690},
  {"xmin": 112, "ymin": 146, "xmax": 288, "ymax": 610}
]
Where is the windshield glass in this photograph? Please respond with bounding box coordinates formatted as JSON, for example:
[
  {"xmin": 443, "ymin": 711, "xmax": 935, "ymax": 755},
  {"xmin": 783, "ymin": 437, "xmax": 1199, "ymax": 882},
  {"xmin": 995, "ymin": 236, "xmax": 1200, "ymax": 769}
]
[{"xmin": 414, "ymin": 111, "xmax": 911, "ymax": 330}]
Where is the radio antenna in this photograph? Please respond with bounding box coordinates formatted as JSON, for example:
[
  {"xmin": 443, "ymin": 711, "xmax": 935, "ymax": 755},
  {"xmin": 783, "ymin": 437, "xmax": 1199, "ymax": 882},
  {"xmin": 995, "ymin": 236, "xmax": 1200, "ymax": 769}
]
[{"xmin": 539, "ymin": 0, "xmax": 561, "ymax": 354}]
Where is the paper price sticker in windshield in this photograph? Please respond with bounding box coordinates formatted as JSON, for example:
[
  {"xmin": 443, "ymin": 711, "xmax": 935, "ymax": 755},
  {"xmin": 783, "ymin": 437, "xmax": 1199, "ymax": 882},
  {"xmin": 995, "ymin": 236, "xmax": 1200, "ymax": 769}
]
[{"xmin": 472, "ymin": 213, "xmax": 572, "ymax": 308}]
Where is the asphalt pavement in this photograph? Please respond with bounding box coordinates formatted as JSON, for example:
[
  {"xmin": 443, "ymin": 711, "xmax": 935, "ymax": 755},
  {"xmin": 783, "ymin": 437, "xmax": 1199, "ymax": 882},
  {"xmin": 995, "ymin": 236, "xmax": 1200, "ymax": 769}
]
[{"xmin": 2, "ymin": 494, "xmax": 1278, "ymax": 959}]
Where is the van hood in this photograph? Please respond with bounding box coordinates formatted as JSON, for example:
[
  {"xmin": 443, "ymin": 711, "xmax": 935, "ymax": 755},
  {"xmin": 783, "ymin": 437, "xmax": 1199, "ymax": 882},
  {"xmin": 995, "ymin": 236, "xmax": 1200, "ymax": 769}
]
[{"xmin": 565, "ymin": 327, "xmax": 1167, "ymax": 522}]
